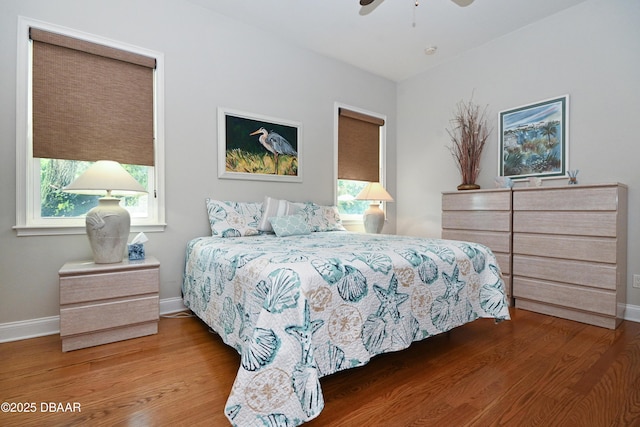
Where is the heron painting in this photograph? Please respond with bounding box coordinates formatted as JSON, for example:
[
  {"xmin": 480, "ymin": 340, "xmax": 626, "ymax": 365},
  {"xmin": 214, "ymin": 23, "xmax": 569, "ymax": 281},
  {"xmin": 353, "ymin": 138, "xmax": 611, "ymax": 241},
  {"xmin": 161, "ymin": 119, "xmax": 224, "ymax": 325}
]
[
  {"xmin": 218, "ymin": 108, "xmax": 302, "ymax": 182},
  {"xmin": 249, "ymin": 127, "xmax": 298, "ymax": 175}
]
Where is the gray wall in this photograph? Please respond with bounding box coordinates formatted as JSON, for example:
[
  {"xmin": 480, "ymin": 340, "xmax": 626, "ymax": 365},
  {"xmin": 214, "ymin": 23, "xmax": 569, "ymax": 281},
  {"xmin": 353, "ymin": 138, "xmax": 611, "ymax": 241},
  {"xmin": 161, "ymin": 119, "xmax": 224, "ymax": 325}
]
[
  {"xmin": 396, "ymin": 0, "xmax": 640, "ymax": 308},
  {"xmin": 0, "ymin": 0, "xmax": 397, "ymax": 324}
]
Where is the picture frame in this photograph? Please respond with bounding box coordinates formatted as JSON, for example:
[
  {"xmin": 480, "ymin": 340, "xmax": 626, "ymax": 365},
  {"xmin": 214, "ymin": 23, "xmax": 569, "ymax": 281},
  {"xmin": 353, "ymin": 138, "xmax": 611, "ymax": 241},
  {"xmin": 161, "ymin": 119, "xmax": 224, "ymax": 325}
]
[
  {"xmin": 218, "ymin": 107, "xmax": 302, "ymax": 182},
  {"xmin": 498, "ymin": 95, "xmax": 568, "ymax": 180}
]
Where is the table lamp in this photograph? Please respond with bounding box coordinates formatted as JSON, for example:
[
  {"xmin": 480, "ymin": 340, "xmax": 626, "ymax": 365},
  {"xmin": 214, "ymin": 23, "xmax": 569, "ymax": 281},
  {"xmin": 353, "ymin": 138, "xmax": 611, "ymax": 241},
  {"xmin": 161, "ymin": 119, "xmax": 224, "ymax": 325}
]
[
  {"xmin": 64, "ymin": 160, "xmax": 147, "ymax": 264},
  {"xmin": 355, "ymin": 182, "xmax": 394, "ymax": 234}
]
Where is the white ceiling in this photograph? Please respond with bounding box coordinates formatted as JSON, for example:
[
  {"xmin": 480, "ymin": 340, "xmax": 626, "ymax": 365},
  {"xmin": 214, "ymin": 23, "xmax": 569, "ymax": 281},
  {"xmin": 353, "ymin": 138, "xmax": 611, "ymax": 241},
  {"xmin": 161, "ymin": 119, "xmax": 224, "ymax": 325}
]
[{"xmin": 188, "ymin": 0, "xmax": 588, "ymax": 82}]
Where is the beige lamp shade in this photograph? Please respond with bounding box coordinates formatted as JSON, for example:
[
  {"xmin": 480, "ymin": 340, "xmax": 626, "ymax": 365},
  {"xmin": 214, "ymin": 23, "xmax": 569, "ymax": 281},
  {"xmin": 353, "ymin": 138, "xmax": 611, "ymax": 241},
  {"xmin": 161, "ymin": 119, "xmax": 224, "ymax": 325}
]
[
  {"xmin": 355, "ymin": 182, "xmax": 394, "ymax": 202},
  {"xmin": 64, "ymin": 160, "xmax": 147, "ymax": 264},
  {"xmin": 64, "ymin": 160, "xmax": 147, "ymax": 196}
]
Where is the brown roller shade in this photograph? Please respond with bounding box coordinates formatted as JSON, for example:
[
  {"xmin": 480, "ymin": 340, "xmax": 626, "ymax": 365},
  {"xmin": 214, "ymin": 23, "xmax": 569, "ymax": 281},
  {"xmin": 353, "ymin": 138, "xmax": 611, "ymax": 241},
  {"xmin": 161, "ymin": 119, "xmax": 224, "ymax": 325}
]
[
  {"xmin": 338, "ymin": 108, "xmax": 384, "ymax": 182},
  {"xmin": 31, "ymin": 28, "xmax": 155, "ymax": 166}
]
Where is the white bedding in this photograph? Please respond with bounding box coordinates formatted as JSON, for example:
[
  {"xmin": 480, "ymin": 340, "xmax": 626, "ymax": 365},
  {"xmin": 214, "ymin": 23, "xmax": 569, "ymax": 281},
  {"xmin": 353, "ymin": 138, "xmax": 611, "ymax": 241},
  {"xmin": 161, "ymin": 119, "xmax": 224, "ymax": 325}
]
[{"xmin": 182, "ymin": 231, "xmax": 510, "ymax": 426}]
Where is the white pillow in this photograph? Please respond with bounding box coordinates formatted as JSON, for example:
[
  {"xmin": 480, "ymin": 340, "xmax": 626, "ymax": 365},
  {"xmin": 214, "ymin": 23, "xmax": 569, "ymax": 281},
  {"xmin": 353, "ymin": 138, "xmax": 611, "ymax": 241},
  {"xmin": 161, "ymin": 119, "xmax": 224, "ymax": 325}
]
[
  {"xmin": 288, "ymin": 202, "xmax": 347, "ymax": 232},
  {"xmin": 319, "ymin": 205, "xmax": 347, "ymax": 232},
  {"xmin": 206, "ymin": 199, "xmax": 262, "ymax": 237},
  {"xmin": 258, "ymin": 196, "xmax": 293, "ymax": 232}
]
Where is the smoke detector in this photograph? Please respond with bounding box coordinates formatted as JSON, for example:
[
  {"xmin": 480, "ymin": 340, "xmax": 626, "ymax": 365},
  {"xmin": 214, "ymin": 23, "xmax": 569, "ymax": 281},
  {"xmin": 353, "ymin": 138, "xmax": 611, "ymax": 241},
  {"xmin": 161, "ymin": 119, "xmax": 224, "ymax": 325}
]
[{"xmin": 424, "ymin": 46, "xmax": 438, "ymax": 55}]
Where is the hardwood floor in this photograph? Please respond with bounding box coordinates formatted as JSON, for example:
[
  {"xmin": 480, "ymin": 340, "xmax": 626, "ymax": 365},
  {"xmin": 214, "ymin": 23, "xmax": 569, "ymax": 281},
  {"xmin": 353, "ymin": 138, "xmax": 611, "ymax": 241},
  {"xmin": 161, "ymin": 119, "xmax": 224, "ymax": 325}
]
[{"xmin": 1, "ymin": 308, "xmax": 639, "ymax": 426}]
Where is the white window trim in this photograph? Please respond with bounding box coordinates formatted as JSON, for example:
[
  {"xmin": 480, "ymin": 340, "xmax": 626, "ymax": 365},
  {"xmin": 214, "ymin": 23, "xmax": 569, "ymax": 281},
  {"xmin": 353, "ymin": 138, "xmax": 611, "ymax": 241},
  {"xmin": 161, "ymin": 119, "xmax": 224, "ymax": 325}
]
[
  {"xmin": 333, "ymin": 102, "xmax": 388, "ymax": 226},
  {"xmin": 14, "ymin": 16, "xmax": 166, "ymax": 236}
]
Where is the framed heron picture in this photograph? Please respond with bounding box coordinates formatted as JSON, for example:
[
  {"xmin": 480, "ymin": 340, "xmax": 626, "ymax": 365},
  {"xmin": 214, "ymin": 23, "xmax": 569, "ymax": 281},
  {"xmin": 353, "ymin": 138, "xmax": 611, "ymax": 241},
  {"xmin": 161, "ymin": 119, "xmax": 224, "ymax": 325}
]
[
  {"xmin": 218, "ymin": 107, "xmax": 302, "ymax": 182},
  {"xmin": 499, "ymin": 95, "xmax": 568, "ymax": 180}
]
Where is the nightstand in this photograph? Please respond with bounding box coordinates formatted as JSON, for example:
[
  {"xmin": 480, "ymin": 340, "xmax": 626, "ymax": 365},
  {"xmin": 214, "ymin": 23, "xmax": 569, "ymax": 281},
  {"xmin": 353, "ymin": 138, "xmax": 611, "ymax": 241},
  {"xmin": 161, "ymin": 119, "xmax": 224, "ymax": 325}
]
[{"xmin": 59, "ymin": 256, "xmax": 160, "ymax": 351}]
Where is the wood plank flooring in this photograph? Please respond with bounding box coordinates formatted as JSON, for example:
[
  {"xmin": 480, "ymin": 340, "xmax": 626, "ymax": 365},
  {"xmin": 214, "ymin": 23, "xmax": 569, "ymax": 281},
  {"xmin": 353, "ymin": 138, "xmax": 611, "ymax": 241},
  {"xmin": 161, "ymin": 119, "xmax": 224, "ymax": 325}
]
[{"xmin": 1, "ymin": 308, "xmax": 639, "ymax": 426}]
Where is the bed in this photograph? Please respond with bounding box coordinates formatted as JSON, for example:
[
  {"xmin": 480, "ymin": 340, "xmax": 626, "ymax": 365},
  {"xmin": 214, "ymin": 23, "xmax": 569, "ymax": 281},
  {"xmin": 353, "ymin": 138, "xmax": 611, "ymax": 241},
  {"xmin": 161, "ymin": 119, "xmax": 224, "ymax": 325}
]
[{"xmin": 182, "ymin": 198, "xmax": 511, "ymax": 426}]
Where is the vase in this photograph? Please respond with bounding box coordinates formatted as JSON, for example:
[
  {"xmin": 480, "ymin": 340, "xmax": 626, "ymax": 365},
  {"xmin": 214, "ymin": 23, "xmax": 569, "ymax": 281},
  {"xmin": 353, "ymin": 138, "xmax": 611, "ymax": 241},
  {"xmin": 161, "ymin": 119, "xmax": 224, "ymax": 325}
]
[
  {"xmin": 85, "ymin": 197, "xmax": 130, "ymax": 263},
  {"xmin": 457, "ymin": 183, "xmax": 481, "ymax": 191}
]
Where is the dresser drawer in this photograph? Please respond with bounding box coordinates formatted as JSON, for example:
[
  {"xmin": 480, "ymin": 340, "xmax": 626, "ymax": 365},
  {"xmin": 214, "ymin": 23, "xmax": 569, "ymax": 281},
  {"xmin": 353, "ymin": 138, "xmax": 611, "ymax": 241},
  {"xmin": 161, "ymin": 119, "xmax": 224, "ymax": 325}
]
[
  {"xmin": 442, "ymin": 230, "xmax": 511, "ymax": 254},
  {"xmin": 513, "ymin": 233, "xmax": 617, "ymax": 263},
  {"xmin": 513, "ymin": 211, "xmax": 617, "ymax": 237},
  {"xmin": 513, "ymin": 186, "xmax": 620, "ymax": 211},
  {"xmin": 494, "ymin": 253, "xmax": 511, "ymax": 276},
  {"xmin": 513, "ymin": 255, "xmax": 617, "ymax": 290},
  {"xmin": 502, "ymin": 274, "xmax": 512, "ymax": 296},
  {"xmin": 513, "ymin": 277, "xmax": 616, "ymax": 316},
  {"xmin": 60, "ymin": 268, "xmax": 159, "ymax": 304},
  {"xmin": 60, "ymin": 295, "xmax": 159, "ymax": 336},
  {"xmin": 442, "ymin": 190, "xmax": 511, "ymax": 211},
  {"xmin": 442, "ymin": 211, "xmax": 511, "ymax": 232}
]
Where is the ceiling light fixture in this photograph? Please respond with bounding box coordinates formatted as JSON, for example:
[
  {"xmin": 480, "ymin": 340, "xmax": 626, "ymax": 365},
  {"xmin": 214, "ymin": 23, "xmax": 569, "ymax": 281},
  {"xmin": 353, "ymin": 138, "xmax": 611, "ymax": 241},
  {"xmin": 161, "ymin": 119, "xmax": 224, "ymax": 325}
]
[{"xmin": 424, "ymin": 46, "xmax": 438, "ymax": 55}]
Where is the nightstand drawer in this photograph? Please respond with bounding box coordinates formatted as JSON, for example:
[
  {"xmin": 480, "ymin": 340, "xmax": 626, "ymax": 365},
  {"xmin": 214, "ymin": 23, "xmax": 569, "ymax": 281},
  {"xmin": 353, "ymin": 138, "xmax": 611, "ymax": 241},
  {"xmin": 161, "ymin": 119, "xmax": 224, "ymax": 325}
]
[
  {"xmin": 60, "ymin": 295, "xmax": 159, "ymax": 336},
  {"xmin": 59, "ymin": 256, "xmax": 160, "ymax": 351},
  {"xmin": 60, "ymin": 268, "xmax": 159, "ymax": 304}
]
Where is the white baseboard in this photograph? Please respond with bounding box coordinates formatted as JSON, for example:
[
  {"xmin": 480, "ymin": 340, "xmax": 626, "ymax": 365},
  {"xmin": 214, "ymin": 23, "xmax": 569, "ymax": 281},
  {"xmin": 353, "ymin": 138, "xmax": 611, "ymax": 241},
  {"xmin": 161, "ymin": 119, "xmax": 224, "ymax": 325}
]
[
  {"xmin": 0, "ymin": 297, "xmax": 187, "ymax": 344},
  {"xmin": 624, "ymin": 303, "xmax": 640, "ymax": 323},
  {"xmin": 1, "ymin": 300, "xmax": 638, "ymax": 344},
  {"xmin": 0, "ymin": 315, "xmax": 60, "ymax": 343},
  {"xmin": 159, "ymin": 296, "xmax": 188, "ymax": 315}
]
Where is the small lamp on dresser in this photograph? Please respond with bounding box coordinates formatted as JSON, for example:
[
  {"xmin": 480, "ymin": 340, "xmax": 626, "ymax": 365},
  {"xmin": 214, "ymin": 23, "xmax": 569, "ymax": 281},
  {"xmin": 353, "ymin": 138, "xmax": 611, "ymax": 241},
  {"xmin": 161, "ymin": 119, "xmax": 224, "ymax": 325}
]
[
  {"xmin": 355, "ymin": 182, "xmax": 394, "ymax": 234},
  {"xmin": 64, "ymin": 160, "xmax": 147, "ymax": 264}
]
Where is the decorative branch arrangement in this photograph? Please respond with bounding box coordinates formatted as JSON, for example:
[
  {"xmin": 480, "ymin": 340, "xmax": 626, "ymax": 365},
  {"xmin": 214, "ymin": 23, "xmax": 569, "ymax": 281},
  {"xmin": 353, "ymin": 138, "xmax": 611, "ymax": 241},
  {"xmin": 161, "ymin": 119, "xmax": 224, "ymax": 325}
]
[{"xmin": 447, "ymin": 96, "xmax": 492, "ymax": 190}]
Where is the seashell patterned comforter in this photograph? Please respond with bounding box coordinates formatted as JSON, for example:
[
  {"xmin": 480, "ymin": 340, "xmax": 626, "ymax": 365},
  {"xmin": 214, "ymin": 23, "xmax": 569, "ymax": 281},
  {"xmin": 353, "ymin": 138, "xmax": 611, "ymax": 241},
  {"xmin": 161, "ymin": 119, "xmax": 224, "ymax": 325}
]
[{"xmin": 182, "ymin": 231, "xmax": 510, "ymax": 426}]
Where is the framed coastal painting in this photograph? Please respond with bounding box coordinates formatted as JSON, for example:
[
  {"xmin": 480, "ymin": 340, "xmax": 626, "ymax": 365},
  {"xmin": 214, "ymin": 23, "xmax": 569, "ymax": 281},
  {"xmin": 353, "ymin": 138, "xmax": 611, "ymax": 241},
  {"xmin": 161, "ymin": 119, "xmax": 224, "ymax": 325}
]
[
  {"xmin": 218, "ymin": 107, "xmax": 302, "ymax": 182},
  {"xmin": 499, "ymin": 95, "xmax": 568, "ymax": 180}
]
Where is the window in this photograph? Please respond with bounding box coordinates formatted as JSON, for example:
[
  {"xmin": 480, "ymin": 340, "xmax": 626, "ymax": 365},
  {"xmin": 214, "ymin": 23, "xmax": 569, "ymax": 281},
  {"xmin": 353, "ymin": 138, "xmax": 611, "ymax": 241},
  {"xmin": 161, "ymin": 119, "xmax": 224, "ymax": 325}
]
[
  {"xmin": 335, "ymin": 105, "xmax": 386, "ymax": 222},
  {"xmin": 14, "ymin": 17, "xmax": 165, "ymax": 236}
]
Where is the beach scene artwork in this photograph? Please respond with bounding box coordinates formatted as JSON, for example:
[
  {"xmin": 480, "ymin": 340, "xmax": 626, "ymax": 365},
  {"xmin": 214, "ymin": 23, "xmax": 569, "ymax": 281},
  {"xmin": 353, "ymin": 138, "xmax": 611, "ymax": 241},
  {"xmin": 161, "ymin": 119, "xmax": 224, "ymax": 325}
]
[{"xmin": 499, "ymin": 96, "xmax": 567, "ymax": 179}]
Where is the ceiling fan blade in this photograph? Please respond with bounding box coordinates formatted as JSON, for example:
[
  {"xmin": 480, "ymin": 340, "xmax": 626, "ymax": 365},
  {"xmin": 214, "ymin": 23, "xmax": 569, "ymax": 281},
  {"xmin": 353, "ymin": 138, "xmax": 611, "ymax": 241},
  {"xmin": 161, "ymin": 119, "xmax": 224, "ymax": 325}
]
[
  {"xmin": 450, "ymin": 0, "xmax": 475, "ymax": 6},
  {"xmin": 359, "ymin": 0, "xmax": 383, "ymax": 16}
]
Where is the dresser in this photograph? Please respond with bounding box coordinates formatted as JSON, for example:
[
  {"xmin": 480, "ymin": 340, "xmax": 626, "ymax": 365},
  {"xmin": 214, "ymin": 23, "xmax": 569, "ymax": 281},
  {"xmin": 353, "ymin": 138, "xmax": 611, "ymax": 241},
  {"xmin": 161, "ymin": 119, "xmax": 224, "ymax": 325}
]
[
  {"xmin": 59, "ymin": 256, "xmax": 160, "ymax": 351},
  {"xmin": 442, "ymin": 188, "xmax": 513, "ymax": 302},
  {"xmin": 512, "ymin": 183, "xmax": 627, "ymax": 329}
]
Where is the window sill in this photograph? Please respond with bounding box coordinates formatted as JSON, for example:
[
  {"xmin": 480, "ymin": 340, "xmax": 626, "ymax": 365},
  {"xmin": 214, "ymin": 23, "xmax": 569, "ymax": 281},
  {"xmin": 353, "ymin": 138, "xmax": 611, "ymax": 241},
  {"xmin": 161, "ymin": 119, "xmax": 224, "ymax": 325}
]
[{"xmin": 13, "ymin": 223, "xmax": 167, "ymax": 237}]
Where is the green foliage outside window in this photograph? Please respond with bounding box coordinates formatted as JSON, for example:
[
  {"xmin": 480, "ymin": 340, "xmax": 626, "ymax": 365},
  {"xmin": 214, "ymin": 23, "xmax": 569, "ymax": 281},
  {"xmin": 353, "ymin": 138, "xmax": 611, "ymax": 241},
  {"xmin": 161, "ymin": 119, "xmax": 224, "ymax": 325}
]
[
  {"xmin": 337, "ymin": 179, "xmax": 370, "ymax": 215},
  {"xmin": 40, "ymin": 159, "xmax": 148, "ymax": 218}
]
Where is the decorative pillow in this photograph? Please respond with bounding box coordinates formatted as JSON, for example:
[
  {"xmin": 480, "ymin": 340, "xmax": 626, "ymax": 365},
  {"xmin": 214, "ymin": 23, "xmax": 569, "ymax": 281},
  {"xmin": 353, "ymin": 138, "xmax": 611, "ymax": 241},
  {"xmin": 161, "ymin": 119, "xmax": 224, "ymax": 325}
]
[
  {"xmin": 319, "ymin": 205, "xmax": 348, "ymax": 231},
  {"xmin": 205, "ymin": 199, "xmax": 262, "ymax": 237},
  {"xmin": 291, "ymin": 202, "xmax": 347, "ymax": 232},
  {"xmin": 285, "ymin": 201, "xmax": 304, "ymax": 215},
  {"xmin": 258, "ymin": 196, "xmax": 292, "ymax": 232},
  {"xmin": 269, "ymin": 214, "xmax": 311, "ymax": 237}
]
